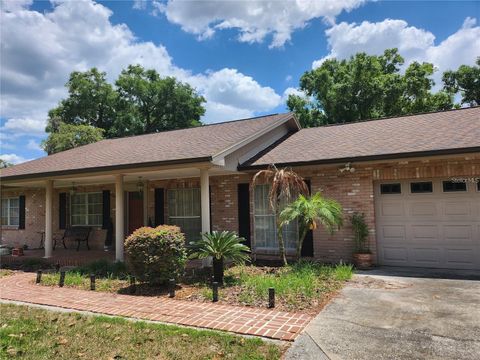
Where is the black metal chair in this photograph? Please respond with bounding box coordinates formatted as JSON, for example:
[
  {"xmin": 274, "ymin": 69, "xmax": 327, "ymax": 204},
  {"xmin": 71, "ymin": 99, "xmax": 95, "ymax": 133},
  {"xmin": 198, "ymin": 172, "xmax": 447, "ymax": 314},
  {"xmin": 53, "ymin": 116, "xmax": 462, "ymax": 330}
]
[{"xmin": 54, "ymin": 227, "xmax": 91, "ymax": 251}]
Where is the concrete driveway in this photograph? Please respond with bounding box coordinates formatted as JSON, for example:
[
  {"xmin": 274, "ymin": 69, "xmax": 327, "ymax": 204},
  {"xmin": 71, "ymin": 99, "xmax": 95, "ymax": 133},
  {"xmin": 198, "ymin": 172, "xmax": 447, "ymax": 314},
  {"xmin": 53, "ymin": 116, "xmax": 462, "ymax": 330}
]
[{"xmin": 286, "ymin": 267, "xmax": 480, "ymax": 360}]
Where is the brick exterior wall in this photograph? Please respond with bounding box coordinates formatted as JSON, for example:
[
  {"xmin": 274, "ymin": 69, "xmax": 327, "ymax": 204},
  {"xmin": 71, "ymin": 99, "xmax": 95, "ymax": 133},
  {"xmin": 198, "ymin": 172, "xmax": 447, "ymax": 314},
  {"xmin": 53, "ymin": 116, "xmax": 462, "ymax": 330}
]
[{"xmin": 2, "ymin": 154, "xmax": 479, "ymax": 263}]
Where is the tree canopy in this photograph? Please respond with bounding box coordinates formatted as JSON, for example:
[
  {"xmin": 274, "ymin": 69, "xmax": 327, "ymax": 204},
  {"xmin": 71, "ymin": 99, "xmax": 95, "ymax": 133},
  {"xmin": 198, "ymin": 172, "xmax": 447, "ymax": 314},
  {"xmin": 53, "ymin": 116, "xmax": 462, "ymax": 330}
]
[
  {"xmin": 44, "ymin": 65, "xmax": 205, "ymax": 153},
  {"xmin": 443, "ymin": 57, "xmax": 480, "ymax": 107},
  {"xmin": 42, "ymin": 123, "xmax": 105, "ymax": 155},
  {"xmin": 287, "ymin": 49, "xmax": 459, "ymax": 127}
]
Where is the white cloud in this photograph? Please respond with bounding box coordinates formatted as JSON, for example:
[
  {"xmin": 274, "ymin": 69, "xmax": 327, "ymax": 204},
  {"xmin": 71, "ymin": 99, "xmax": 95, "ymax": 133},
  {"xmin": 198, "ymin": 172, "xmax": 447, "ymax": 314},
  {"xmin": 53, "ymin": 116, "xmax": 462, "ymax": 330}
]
[
  {"xmin": 155, "ymin": 0, "xmax": 367, "ymax": 48},
  {"xmin": 312, "ymin": 17, "xmax": 480, "ymax": 88},
  {"xmin": 0, "ymin": 0, "xmax": 282, "ymax": 145},
  {"xmin": 26, "ymin": 139, "xmax": 42, "ymax": 151},
  {"xmin": 0, "ymin": 153, "xmax": 30, "ymax": 164},
  {"xmin": 132, "ymin": 0, "xmax": 147, "ymax": 10},
  {"xmin": 1, "ymin": 117, "xmax": 46, "ymax": 136},
  {"xmin": 1, "ymin": 0, "xmax": 33, "ymax": 12},
  {"xmin": 281, "ymin": 87, "xmax": 306, "ymax": 102}
]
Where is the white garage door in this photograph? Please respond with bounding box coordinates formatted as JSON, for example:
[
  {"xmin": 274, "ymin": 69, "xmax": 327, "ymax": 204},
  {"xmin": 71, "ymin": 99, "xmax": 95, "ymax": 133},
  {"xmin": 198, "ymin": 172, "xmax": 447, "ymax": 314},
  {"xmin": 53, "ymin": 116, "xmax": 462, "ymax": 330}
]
[{"xmin": 375, "ymin": 178, "xmax": 480, "ymax": 269}]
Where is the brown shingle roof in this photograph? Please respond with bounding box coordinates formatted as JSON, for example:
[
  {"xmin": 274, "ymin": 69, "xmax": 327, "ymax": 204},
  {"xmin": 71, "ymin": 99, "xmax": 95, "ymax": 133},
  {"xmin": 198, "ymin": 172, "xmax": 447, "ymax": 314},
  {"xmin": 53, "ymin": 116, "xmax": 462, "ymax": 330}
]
[
  {"xmin": 1, "ymin": 113, "xmax": 293, "ymax": 180},
  {"xmin": 243, "ymin": 107, "xmax": 480, "ymax": 168}
]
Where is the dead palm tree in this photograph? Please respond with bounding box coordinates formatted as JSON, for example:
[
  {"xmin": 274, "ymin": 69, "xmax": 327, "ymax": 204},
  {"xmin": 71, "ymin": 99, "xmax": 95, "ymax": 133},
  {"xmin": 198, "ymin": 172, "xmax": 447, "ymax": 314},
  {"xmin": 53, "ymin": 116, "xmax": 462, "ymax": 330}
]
[{"xmin": 252, "ymin": 165, "xmax": 308, "ymax": 265}]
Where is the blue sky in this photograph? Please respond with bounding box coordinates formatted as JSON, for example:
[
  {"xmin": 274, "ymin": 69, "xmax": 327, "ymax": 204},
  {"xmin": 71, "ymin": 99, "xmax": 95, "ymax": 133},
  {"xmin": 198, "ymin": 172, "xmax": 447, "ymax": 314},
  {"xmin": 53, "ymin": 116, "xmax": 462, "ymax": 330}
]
[{"xmin": 1, "ymin": 0, "xmax": 479, "ymax": 164}]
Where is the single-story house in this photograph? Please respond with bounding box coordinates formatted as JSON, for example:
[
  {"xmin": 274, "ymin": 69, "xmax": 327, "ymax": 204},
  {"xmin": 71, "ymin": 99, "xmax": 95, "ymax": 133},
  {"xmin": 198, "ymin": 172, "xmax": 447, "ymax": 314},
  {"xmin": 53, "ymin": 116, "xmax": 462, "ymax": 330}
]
[{"xmin": 1, "ymin": 107, "xmax": 479, "ymax": 270}]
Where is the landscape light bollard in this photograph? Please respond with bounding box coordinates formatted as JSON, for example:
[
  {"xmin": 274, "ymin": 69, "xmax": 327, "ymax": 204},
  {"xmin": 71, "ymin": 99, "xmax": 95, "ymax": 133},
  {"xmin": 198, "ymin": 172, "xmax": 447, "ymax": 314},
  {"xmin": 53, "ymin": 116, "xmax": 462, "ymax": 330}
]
[
  {"xmin": 130, "ymin": 276, "xmax": 136, "ymax": 294},
  {"xmin": 59, "ymin": 271, "xmax": 65, "ymax": 287},
  {"xmin": 90, "ymin": 274, "xmax": 96, "ymax": 291},
  {"xmin": 268, "ymin": 288, "xmax": 275, "ymax": 308},
  {"xmin": 55, "ymin": 262, "xmax": 60, "ymax": 273},
  {"xmin": 169, "ymin": 279, "xmax": 175, "ymax": 298},
  {"xmin": 36, "ymin": 270, "xmax": 42, "ymax": 284},
  {"xmin": 212, "ymin": 282, "xmax": 219, "ymax": 303}
]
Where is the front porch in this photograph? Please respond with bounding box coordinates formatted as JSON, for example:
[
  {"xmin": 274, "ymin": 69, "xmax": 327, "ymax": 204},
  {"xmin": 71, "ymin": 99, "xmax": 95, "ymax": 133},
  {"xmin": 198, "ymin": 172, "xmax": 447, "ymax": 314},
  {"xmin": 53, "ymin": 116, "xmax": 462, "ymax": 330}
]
[
  {"xmin": 1, "ymin": 162, "xmax": 247, "ymax": 264},
  {"xmin": 1, "ymin": 248, "xmax": 115, "ymax": 268}
]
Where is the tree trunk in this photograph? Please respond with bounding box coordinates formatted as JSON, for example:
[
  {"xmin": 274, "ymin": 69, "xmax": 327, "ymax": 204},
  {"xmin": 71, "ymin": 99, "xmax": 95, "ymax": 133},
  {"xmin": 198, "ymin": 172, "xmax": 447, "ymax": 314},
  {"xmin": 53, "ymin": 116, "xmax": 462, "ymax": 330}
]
[
  {"xmin": 296, "ymin": 226, "xmax": 308, "ymax": 261},
  {"xmin": 276, "ymin": 217, "xmax": 288, "ymax": 266},
  {"xmin": 212, "ymin": 257, "xmax": 224, "ymax": 285}
]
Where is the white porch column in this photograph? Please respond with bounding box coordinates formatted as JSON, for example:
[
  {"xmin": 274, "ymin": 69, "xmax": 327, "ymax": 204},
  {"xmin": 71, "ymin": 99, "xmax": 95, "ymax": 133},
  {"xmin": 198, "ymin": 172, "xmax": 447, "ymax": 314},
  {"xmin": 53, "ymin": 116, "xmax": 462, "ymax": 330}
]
[
  {"xmin": 115, "ymin": 174, "xmax": 125, "ymax": 262},
  {"xmin": 200, "ymin": 168, "xmax": 210, "ymax": 233},
  {"xmin": 44, "ymin": 180, "xmax": 53, "ymax": 258}
]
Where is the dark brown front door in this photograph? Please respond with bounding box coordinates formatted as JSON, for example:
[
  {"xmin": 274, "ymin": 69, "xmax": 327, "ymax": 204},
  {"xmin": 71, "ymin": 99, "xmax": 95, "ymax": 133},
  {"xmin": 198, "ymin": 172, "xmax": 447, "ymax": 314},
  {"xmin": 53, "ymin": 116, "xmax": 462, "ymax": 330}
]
[{"xmin": 128, "ymin": 191, "xmax": 144, "ymax": 235}]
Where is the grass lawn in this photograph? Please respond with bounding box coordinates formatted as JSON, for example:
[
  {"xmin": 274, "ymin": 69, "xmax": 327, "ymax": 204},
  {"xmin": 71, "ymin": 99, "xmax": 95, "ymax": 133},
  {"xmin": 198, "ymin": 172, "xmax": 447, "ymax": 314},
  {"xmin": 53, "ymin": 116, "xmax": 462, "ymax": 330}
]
[
  {"xmin": 0, "ymin": 269, "xmax": 15, "ymax": 278},
  {"xmin": 0, "ymin": 304, "xmax": 282, "ymax": 359},
  {"xmin": 39, "ymin": 260, "xmax": 353, "ymax": 313}
]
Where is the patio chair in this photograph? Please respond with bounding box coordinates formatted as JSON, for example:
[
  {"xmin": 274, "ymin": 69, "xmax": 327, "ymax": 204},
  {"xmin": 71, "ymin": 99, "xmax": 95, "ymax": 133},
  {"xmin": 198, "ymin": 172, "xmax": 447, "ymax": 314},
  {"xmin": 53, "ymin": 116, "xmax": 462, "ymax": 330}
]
[{"xmin": 54, "ymin": 227, "xmax": 91, "ymax": 251}]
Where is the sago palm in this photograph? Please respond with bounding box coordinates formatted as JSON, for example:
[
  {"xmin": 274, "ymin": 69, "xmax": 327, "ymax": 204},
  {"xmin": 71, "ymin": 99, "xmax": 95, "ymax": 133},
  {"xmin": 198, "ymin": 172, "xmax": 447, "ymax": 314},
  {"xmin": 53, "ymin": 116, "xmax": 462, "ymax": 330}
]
[
  {"xmin": 253, "ymin": 165, "xmax": 308, "ymax": 265},
  {"xmin": 280, "ymin": 192, "xmax": 343, "ymax": 260},
  {"xmin": 190, "ymin": 231, "xmax": 250, "ymax": 285}
]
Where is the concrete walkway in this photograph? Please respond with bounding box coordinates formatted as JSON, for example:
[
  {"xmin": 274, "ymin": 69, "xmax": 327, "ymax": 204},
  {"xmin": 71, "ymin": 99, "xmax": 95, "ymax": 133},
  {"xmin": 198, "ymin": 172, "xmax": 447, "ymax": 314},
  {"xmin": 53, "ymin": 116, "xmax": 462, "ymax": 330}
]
[
  {"xmin": 286, "ymin": 267, "xmax": 480, "ymax": 359},
  {"xmin": 0, "ymin": 272, "xmax": 311, "ymax": 341}
]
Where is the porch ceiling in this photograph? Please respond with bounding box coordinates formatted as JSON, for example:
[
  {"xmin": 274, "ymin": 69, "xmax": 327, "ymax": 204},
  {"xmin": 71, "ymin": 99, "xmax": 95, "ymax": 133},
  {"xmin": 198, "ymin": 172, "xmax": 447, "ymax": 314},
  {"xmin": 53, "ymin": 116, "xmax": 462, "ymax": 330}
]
[{"xmin": 1, "ymin": 163, "xmax": 239, "ymax": 189}]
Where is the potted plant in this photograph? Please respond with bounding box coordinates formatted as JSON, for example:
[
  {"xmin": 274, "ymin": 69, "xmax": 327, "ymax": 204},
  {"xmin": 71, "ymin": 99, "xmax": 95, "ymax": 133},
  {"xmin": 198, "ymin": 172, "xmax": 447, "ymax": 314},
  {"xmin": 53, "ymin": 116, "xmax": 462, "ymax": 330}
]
[
  {"xmin": 190, "ymin": 231, "xmax": 250, "ymax": 285},
  {"xmin": 351, "ymin": 212, "xmax": 372, "ymax": 269}
]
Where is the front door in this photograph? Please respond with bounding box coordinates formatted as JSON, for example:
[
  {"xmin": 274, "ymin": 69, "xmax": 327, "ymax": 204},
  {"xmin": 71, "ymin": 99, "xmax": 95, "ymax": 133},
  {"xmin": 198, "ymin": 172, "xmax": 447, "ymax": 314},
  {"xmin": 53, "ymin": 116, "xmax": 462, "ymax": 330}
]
[{"xmin": 128, "ymin": 191, "xmax": 144, "ymax": 235}]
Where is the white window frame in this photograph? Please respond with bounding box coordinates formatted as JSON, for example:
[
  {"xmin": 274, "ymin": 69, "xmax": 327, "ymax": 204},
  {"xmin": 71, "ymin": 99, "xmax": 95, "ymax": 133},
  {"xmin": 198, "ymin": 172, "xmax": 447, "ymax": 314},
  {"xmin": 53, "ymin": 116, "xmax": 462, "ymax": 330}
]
[
  {"xmin": 167, "ymin": 188, "xmax": 201, "ymax": 243},
  {"xmin": 1, "ymin": 197, "xmax": 20, "ymax": 227},
  {"xmin": 70, "ymin": 192, "xmax": 103, "ymax": 226},
  {"xmin": 253, "ymin": 184, "xmax": 298, "ymax": 252}
]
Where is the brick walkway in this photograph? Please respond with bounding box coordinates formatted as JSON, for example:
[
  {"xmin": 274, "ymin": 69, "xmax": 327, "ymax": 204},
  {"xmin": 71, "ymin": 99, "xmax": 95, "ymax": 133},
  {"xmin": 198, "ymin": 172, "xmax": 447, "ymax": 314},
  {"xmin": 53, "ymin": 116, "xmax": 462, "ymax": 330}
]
[{"xmin": 0, "ymin": 273, "xmax": 311, "ymax": 341}]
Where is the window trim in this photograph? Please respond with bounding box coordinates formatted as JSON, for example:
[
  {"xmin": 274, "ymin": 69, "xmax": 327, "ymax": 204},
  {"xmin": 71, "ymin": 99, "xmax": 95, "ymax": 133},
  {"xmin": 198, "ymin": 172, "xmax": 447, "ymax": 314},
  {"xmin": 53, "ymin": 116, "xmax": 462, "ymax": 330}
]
[
  {"xmin": 253, "ymin": 184, "xmax": 298, "ymax": 253},
  {"xmin": 70, "ymin": 192, "xmax": 103, "ymax": 227},
  {"xmin": 1, "ymin": 197, "xmax": 20, "ymax": 227},
  {"xmin": 410, "ymin": 181, "xmax": 433, "ymax": 194},
  {"xmin": 380, "ymin": 183, "xmax": 402, "ymax": 195}
]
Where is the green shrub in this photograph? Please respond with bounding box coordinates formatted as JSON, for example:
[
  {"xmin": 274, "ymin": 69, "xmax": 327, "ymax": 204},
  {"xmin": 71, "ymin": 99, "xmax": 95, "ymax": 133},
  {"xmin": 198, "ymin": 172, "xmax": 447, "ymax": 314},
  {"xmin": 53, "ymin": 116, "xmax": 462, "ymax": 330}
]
[{"xmin": 124, "ymin": 226, "xmax": 187, "ymax": 284}]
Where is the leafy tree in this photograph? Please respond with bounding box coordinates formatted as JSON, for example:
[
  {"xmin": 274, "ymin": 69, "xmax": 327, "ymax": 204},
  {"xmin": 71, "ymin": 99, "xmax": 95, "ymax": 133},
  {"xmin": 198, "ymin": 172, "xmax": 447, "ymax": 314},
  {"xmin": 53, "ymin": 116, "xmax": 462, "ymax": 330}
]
[
  {"xmin": 44, "ymin": 65, "xmax": 206, "ymax": 152},
  {"xmin": 114, "ymin": 65, "xmax": 205, "ymax": 136},
  {"xmin": 252, "ymin": 165, "xmax": 308, "ymax": 265},
  {"xmin": 0, "ymin": 159, "xmax": 13, "ymax": 168},
  {"xmin": 443, "ymin": 58, "xmax": 480, "ymax": 106},
  {"xmin": 190, "ymin": 231, "xmax": 250, "ymax": 285},
  {"xmin": 46, "ymin": 68, "xmax": 117, "ymax": 134},
  {"xmin": 287, "ymin": 48, "xmax": 454, "ymax": 127},
  {"xmin": 280, "ymin": 193, "xmax": 343, "ymax": 260},
  {"xmin": 42, "ymin": 123, "xmax": 104, "ymax": 154}
]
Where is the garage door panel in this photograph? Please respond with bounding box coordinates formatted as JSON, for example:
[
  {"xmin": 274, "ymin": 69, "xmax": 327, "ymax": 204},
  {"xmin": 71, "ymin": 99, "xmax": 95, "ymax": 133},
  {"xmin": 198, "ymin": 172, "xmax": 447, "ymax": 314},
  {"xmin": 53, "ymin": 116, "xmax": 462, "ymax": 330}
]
[
  {"xmin": 443, "ymin": 225, "xmax": 472, "ymax": 242},
  {"xmin": 411, "ymin": 225, "xmax": 438, "ymax": 240},
  {"xmin": 382, "ymin": 225, "xmax": 406, "ymax": 241},
  {"xmin": 380, "ymin": 202, "xmax": 405, "ymax": 216},
  {"xmin": 410, "ymin": 202, "xmax": 437, "ymax": 216},
  {"xmin": 382, "ymin": 247, "xmax": 408, "ymax": 263},
  {"xmin": 376, "ymin": 179, "xmax": 480, "ymax": 270},
  {"xmin": 445, "ymin": 248, "xmax": 476, "ymax": 267},
  {"xmin": 410, "ymin": 247, "xmax": 441, "ymax": 264},
  {"xmin": 443, "ymin": 201, "xmax": 471, "ymax": 216}
]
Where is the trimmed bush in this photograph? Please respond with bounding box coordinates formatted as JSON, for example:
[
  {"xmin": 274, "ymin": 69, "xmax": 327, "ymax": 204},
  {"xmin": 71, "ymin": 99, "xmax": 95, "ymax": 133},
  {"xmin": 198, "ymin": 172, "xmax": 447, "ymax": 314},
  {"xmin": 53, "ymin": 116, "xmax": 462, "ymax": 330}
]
[{"xmin": 124, "ymin": 226, "xmax": 187, "ymax": 284}]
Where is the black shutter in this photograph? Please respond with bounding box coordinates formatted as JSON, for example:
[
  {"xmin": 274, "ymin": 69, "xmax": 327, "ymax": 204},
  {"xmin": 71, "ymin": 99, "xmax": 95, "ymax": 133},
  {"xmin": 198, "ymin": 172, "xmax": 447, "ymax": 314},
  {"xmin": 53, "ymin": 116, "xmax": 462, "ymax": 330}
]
[
  {"xmin": 154, "ymin": 188, "xmax": 165, "ymax": 226},
  {"xmin": 237, "ymin": 183, "xmax": 251, "ymax": 248},
  {"xmin": 301, "ymin": 180, "xmax": 314, "ymax": 257},
  {"xmin": 102, "ymin": 190, "xmax": 110, "ymax": 229},
  {"xmin": 59, "ymin": 193, "xmax": 67, "ymax": 230},
  {"xmin": 18, "ymin": 195, "xmax": 26, "ymax": 229}
]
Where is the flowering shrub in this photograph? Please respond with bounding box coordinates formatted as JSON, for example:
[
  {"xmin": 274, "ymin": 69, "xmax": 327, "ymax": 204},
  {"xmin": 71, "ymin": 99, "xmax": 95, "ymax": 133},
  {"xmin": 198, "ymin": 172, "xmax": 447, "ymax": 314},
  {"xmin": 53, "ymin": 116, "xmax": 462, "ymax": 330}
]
[{"xmin": 124, "ymin": 225, "xmax": 187, "ymax": 284}]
